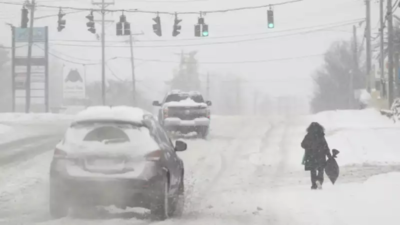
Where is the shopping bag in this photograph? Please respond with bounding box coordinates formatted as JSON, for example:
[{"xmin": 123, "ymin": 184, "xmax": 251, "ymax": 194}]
[{"xmin": 325, "ymin": 149, "xmax": 340, "ymax": 184}]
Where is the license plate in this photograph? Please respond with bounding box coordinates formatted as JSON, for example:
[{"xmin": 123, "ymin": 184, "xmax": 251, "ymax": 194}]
[
  {"xmin": 91, "ymin": 159, "xmax": 116, "ymax": 166},
  {"xmin": 85, "ymin": 158, "xmax": 124, "ymax": 170}
]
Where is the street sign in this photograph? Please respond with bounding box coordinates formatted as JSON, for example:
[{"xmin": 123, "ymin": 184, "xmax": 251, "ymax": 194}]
[{"xmin": 14, "ymin": 27, "xmax": 46, "ymax": 42}]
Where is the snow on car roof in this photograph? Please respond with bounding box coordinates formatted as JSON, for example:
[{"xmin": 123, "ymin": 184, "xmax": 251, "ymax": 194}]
[{"xmin": 73, "ymin": 106, "xmax": 150, "ymax": 124}]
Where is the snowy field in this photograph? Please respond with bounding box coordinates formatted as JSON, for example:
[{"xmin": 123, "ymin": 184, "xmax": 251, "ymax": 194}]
[{"xmin": 0, "ymin": 110, "xmax": 400, "ymax": 225}]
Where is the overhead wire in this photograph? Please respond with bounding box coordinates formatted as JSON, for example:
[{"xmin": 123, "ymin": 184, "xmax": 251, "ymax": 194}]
[
  {"xmin": 47, "ymin": 20, "xmax": 363, "ymax": 49},
  {"xmin": 106, "ymin": 63, "xmax": 124, "ymax": 81},
  {"xmin": 49, "ymin": 18, "xmax": 364, "ymax": 44},
  {"xmin": 0, "ymin": 0, "xmax": 303, "ymax": 15}
]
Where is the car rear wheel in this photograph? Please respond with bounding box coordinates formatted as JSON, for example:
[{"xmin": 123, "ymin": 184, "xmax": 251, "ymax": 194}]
[
  {"xmin": 49, "ymin": 182, "xmax": 68, "ymax": 218},
  {"xmin": 150, "ymin": 176, "xmax": 171, "ymax": 220}
]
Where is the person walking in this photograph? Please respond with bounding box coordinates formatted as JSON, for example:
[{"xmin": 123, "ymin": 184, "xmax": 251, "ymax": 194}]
[{"xmin": 301, "ymin": 122, "xmax": 332, "ymax": 190}]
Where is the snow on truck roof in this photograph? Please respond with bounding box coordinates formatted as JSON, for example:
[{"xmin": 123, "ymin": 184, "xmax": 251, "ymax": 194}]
[
  {"xmin": 167, "ymin": 90, "xmax": 202, "ymax": 96},
  {"xmin": 73, "ymin": 106, "xmax": 150, "ymax": 124}
]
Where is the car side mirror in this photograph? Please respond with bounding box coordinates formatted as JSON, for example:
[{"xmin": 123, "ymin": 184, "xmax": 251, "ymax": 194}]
[
  {"xmin": 206, "ymin": 101, "xmax": 212, "ymax": 106},
  {"xmin": 153, "ymin": 101, "xmax": 161, "ymax": 106},
  {"xmin": 175, "ymin": 140, "xmax": 187, "ymax": 152}
]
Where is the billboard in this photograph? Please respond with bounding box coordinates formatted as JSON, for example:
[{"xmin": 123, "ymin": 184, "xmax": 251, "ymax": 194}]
[{"xmin": 12, "ymin": 27, "xmax": 48, "ymax": 112}]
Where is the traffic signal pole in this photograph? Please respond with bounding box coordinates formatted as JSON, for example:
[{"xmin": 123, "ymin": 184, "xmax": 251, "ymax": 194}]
[{"xmin": 26, "ymin": 0, "xmax": 36, "ymax": 113}]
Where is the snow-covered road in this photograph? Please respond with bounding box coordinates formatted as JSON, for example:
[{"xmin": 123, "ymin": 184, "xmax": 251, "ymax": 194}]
[{"xmin": 1, "ymin": 113, "xmax": 400, "ymax": 225}]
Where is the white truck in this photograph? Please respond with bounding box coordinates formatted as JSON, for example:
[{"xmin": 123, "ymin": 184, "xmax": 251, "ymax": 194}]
[{"xmin": 153, "ymin": 90, "xmax": 212, "ymax": 138}]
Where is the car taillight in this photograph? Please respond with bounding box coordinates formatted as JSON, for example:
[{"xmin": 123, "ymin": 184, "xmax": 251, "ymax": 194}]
[
  {"xmin": 206, "ymin": 109, "xmax": 210, "ymax": 118},
  {"xmin": 163, "ymin": 108, "xmax": 168, "ymax": 118},
  {"xmin": 145, "ymin": 150, "xmax": 163, "ymax": 161},
  {"xmin": 54, "ymin": 148, "xmax": 67, "ymax": 158}
]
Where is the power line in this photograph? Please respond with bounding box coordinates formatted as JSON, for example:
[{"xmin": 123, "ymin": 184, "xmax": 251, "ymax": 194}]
[
  {"xmin": 0, "ymin": 0, "xmax": 303, "ymax": 15},
  {"xmin": 120, "ymin": 53, "xmax": 325, "ymax": 64},
  {"xmin": 106, "ymin": 63, "xmax": 124, "ymax": 81},
  {"xmin": 49, "ymin": 18, "xmax": 364, "ymax": 44},
  {"xmin": 47, "ymin": 20, "xmax": 363, "ymax": 49},
  {"xmin": 39, "ymin": 44, "xmax": 324, "ymax": 65}
]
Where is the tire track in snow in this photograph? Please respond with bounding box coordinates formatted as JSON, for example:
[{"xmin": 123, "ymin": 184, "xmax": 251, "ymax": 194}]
[{"xmin": 180, "ymin": 118, "xmax": 272, "ymax": 222}]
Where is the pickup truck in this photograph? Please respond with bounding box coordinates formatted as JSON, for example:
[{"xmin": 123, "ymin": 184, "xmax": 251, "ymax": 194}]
[{"xmin": 153, "ymin": 90, "xmax": 212, "ymax": 138}]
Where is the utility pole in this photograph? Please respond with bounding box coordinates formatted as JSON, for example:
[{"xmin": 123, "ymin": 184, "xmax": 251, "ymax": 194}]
[
  {"xmin": 26, "ymin": 0, "xmax": 35, "ymax": 113},
  {"xmin": 351, "ymin": 25, "xmax": 358, "ymax": 109},
  {"xmin": 366, "ymin": 0, "xmax": 372, "ymax": 92},
  {"xmin": 92, "ymin": 0, "xmax": 114, "ymax": 105},
  {"xmin": 101, "ymin": 0, "xmax": 106, "ymax": 105},
  {"xmin": 206, "ymin": 72, "xmax": 210, "ymax": 99},
  {"xmin": 380, "ymin": 0, "xmax": 385, "ymax": 97},
  {"xmin": 388, "ymin": 0, "xmax": 394, "ymax": 106},
  {"xmin": 129, "ymin": 33, "xmax": 136, "ymax": 106},
  {"xmin": 395, "ymin": 52, "xmax": 399, "ymax": 96}
]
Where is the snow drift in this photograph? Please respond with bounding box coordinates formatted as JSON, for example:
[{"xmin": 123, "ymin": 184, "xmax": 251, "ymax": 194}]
[{"xmin": 307, "ymin": 109, "xmax": 400, "ymax": 166}]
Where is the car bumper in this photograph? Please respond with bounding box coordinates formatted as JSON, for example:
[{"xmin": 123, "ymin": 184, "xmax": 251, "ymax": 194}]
[
  {"xmin": 52, "ymin": 176, "xmax": 163, "ymax": 208},
  {"xmin": 164, "ymin": 117, "xmax": 210, "ymax": 127}
]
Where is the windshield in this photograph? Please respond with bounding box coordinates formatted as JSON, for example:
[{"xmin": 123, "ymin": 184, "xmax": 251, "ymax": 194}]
[
  {"xmin": 165, "ymin": 94, "xmax": 204, "ymax": 103},
  {"xmin": 64, "ymin": 121, "xmax": 153, "ymax": 145}
]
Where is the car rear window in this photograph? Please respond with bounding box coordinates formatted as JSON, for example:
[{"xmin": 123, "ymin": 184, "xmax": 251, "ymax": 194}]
[
  {"xmin": 64, "ymin": 121, "xmax": 155, "ymax": 145},
  {"xmin": 165, "ymin": 93, "xmax": 204, "ymax": 103}
]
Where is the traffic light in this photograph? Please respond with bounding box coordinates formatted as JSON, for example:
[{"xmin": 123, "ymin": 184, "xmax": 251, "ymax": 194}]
[
  {"xmin": 195, "ymin": 24, "xmax": 201, "ymax": 37},
  {"xmin": 267, "ymin": 9, "xmax": 274, "ymax": 28},
  {"xmin": 202, "ymin": 24, "xmax": 209, "ymax": 37},
  {"xmin": 86, "ymin": 11, "xmax": 96, "ymax": 34},
  {"xmin": 116, "ymin": 14, "xmax": 130, "ymax": 36},
  {"xmin": 172, "ymin": 15, "xmax": 182, "ymax": 37},
  {"xmin": 57, "ymin": 8, "xmax": 66, "ymax": 32},
  {"xmin": 152, "ymin": 15, "xmax": 162, "ymax": 36},
  {"xmin": 124, "ymin": 22, "xmax": 131, "ymax": 35},
  {"xmin": 195, "ymin": 17, "xmax": 208, "ymax": 37},
  {"xmin": 116, "ymin": 22, "xmax": 123, "ymax": 36},
  {"xmin": 21, "ymin": 7, "xmax": 29, "ymax": 28}
]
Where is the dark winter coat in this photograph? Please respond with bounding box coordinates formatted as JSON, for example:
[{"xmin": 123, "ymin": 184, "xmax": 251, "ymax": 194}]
[{"xmin": 301, "ymin": 123, "xmax": 332, "ymax": 171}]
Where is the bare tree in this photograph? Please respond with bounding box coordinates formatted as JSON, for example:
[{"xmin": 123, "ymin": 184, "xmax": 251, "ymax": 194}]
[{"xmin": 311, "ymin": 40, "xmax": 365, "ymax": 113}]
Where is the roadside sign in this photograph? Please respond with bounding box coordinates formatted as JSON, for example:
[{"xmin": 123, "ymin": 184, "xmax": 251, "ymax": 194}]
[
  {"xmin": 14, "ymin": 27, "xmax": 46, "ymax": 42},
  {"xmin": 63, "ymin": 68, "xmax": 86, "ymax": 99},
  {"xmin": 12, "ymin": 26, "xmax": 49, "ymax": 112}
]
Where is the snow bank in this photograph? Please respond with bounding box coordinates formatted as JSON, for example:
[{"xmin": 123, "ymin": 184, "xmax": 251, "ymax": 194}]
[
  {"xmin": 312, "ymin": 108, "xmax": 394, "ymax": 130},
  {"xmin": 308, "ymin": 109, "xmax": 400, "ymax": 166}
]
